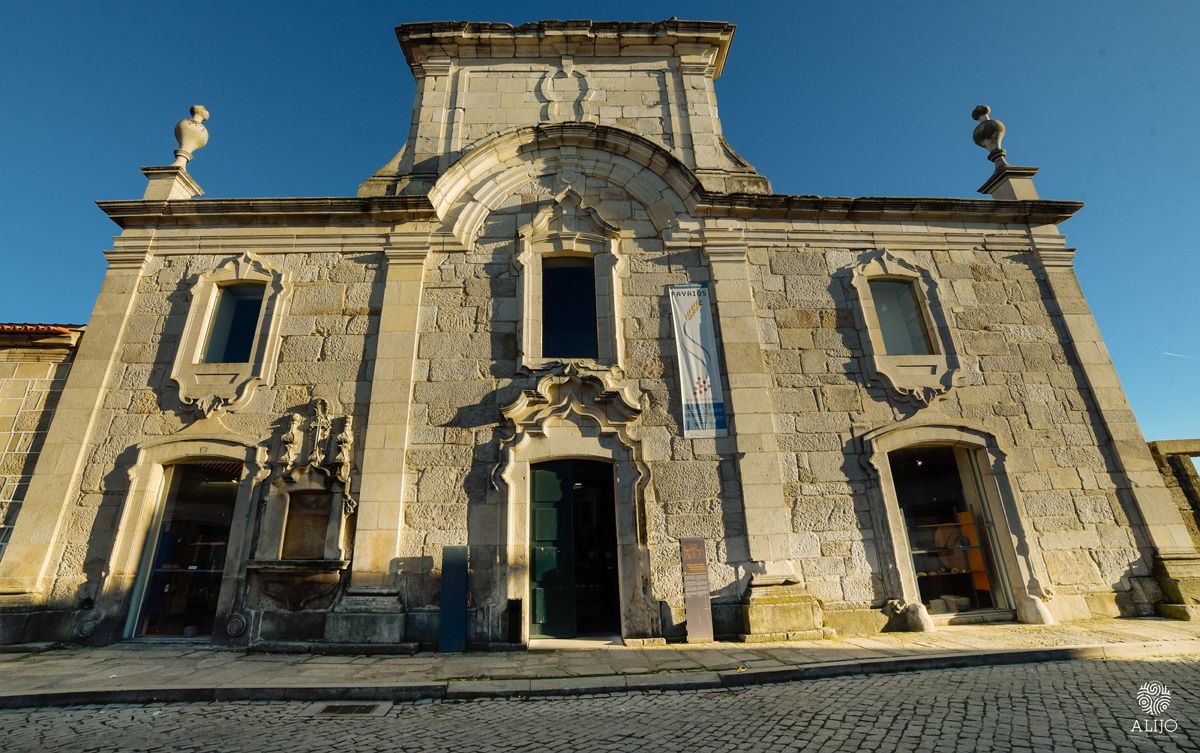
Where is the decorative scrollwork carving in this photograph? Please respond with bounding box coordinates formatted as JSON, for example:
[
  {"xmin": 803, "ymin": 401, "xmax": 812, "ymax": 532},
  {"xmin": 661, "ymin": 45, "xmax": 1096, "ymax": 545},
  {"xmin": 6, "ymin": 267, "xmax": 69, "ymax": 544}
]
[
  {"xmin": 492, "ymin": 364, "xmax": 653, "ymax": 541},
  {"xmin": 268, "ymin": 399, "xmax": 356, "ymax": 513},
  {"xmin": 224, "ymin": 613, "xmax": 247, "ymax": 637}
]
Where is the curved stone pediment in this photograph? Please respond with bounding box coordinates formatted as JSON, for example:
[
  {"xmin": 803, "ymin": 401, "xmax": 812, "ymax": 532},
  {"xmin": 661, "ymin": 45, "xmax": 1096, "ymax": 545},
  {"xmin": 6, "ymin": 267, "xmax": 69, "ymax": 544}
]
[
  {"xmin": 428, "ymin": 123, "xmax": 704, "ymax": 249},
  {"xmin": 493, "ymin": 365, "xmax": 651, "ymax": 501},
  {"xmin": 500, "ymin": 364, "xmax": 642, "ymax": 438}
]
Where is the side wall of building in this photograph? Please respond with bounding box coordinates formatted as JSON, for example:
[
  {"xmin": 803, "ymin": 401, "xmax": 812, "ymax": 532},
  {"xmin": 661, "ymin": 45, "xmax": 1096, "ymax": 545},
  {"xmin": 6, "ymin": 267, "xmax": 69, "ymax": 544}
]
[
  {"xmin": 0, "ymin": 330, "xmax": 79, "ymax": 560},
  {"xmin": 747, "ymin": 228, "xmax": 1154, "ymax": 623}
]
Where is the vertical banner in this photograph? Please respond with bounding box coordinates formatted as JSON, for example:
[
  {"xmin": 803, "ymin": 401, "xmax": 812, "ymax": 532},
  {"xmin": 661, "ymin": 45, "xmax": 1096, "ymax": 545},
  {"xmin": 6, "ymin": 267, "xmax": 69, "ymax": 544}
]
[{"xmin": 668, "ymin": 283, "xmax": 728, "ymax": 437}]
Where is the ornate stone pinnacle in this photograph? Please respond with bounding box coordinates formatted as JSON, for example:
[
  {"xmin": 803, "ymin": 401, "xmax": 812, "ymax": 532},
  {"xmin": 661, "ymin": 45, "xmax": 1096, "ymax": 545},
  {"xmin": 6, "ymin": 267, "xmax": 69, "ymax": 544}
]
[
  {"xmin": 971, "ymin": 104, "xmax": 1008, "ymax": 168},
  {"xmin": 171, "ymin": 104, "xmax": 210, "ymax": 169}
]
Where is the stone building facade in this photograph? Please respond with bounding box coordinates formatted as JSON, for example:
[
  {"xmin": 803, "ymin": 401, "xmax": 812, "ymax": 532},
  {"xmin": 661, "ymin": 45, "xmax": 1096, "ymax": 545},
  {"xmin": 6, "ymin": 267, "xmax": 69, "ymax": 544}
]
[{"xmin": 1, "ymin": 19, "xmax": 1198, "ymax": 648}]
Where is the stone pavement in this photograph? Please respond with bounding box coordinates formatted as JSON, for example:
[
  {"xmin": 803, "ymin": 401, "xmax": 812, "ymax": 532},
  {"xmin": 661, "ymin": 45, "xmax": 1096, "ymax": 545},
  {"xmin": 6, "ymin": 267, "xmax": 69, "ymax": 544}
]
[
  {"xmin": 2, "ymin": 657, "xmax": 1199, "ymax": 752},
  {"xmin": 1, "ymin": 618, "xmax": 1199, "ymax": 709}
]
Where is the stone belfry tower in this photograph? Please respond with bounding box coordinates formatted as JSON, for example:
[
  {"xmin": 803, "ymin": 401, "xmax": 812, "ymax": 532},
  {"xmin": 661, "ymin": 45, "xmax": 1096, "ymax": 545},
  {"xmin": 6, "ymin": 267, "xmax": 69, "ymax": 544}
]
[
  {"xmin": 352, "ymin": 20, "xmax": 821, "ymax": 640},
  {"xmin": 359, "ymin": 20, "xmax": 771, "ymax": 200}
]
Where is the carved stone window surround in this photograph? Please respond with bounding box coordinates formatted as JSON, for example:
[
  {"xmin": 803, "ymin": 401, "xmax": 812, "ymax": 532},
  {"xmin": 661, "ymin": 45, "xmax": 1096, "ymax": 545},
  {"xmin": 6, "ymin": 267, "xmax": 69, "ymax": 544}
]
[
  {"xmin": 516, "ymin": 188, "xmax": 626, "ymax": 374},
  {"xmin": 255, "ymin": 473, "xmax": 350, "ymax": 563},
  {"xmin": 848, "ymin": 249, "xmax": 960, "ymax": 405},
  {"xmin": 171, "ymin": 252, "xmax": 291, "ymax": 416}
]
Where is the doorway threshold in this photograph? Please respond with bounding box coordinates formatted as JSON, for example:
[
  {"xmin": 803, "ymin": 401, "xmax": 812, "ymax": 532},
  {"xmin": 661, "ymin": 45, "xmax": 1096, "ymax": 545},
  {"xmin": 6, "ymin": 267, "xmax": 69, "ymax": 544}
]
[
  {"xmin": 931, "ymin": 608, "xmax": 1016, "ymax": 626},
  {"xmin": 528, "ymin": 634, "xmax": 624, "ymax": 651}
]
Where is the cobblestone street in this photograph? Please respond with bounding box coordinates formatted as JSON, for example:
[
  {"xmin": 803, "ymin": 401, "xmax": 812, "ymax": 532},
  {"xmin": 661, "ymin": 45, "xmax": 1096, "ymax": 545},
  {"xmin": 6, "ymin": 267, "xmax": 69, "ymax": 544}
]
[{"xmin": 2, "ymin": 657, "xmax": 1198, "ymax": 752}]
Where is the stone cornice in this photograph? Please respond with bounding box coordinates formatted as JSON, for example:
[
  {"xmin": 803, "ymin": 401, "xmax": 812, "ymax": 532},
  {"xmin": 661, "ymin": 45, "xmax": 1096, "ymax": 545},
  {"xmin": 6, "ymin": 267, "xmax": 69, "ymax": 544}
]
[
  {"xmin": 396, "ymin": 19, "xmax": 737, "ymax": 78},
  {"xmin": 697, "ymin": 194, "xmax": 1083, "ymax": 225},
  {"xmin": 102, "ymin": 248, "xmax": 150, "ymax": 270},
  {"xmin": 96, "ymin": 196, "xmax": 437, "ymax": 229},
  {"xmin": 96, "ymin": 192, "xmax": 1082, "ymax": 230},
  {"xmin": 1034, "ymin": 248, "xmax": 1077, "ymax": 268},
  {"xmin": 0, "ymin": 323, "xmax": 82, "ymax": 334}
]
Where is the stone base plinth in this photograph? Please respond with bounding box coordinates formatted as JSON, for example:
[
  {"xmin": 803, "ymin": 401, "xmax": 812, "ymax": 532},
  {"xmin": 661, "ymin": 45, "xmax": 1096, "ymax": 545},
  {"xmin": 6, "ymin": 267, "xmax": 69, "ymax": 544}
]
[
  {"xmin": 740, "ymin": 582, "xmax": 832, "ymax": 640},
  {"xmin": 622, "ymin": 637, "xmax": 668, "ymax": 647},
  {"xmin": 325, "ymin": 595, "xmax": 406, "ymax": 644},
  {"xmin": 1157, "ymin": 578, "xmax": 1200, "ymax": 606},
  {"xmin": 1157, "ymin": 603, "xmax": 1200, "ymax": 621},
  {"xmin": 736, "ymin": 627, "xmax": 836, "ymax": 643},
  {"xmin": 0, "ymin": 608, "xmax": 77, "ymax": 645},
  {"xmin": 1154, "ymin": 554, "xmax": 1200, "ymax": 605},
  {"xmin": 822, "ymin": 608, "xmax": 889, "ymax": 636}
]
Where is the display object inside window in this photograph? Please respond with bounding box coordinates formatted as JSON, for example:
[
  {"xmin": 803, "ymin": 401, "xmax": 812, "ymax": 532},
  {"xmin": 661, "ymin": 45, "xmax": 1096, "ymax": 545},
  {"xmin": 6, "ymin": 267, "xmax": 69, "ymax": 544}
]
[{"xmin": 889, "ymin": 445, "xmax": 1007, "ymax": 614}]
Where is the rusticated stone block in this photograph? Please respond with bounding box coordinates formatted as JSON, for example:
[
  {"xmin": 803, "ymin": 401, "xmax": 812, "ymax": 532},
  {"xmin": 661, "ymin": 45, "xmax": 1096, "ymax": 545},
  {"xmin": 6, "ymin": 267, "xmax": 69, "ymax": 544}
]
[{"xmin": 740, "ymin": 583, "xmax": 830, "ymax": 639}]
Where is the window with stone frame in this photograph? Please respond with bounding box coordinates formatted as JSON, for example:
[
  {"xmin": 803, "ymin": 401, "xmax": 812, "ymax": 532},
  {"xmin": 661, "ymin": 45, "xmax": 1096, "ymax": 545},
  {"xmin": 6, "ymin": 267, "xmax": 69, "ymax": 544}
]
[
  {"xmin": 516, "ymin": 188, "xmax": 625, "ymax": 371},
  {"xmin": 868, "ymin": 279, "xmax": 934, "ymax": 356},
  {"xmin": 849, "ymin": 249, "xmax": 960, "ymax": 404},
  {"xmin": 169, "ymin": 252, "xmax": 290, "ymax": 416},
  {"xmin": 541, "ymin": 256, "xmax": 599, "ymax": 359}
]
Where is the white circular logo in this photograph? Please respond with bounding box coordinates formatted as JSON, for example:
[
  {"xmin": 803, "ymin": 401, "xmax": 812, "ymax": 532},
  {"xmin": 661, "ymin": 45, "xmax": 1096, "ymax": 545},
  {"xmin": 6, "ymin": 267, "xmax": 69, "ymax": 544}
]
[{"xmin": 1137, "ymin": 682, "xmax": 1172, "ymax": 715}]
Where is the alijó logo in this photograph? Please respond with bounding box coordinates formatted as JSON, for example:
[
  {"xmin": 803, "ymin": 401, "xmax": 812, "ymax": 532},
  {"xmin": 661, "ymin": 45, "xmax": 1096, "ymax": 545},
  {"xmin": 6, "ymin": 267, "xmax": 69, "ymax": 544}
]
[{"xmin": 1132, "ymin": 682, "xmax": 1177, "ymax": 735}]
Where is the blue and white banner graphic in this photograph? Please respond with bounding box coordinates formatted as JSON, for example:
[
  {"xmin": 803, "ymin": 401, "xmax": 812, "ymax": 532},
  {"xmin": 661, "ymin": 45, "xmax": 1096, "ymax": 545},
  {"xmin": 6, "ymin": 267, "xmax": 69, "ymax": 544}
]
[{"xmin": 667, "ymin": 283, "xmax": 728, "ymax": 438}]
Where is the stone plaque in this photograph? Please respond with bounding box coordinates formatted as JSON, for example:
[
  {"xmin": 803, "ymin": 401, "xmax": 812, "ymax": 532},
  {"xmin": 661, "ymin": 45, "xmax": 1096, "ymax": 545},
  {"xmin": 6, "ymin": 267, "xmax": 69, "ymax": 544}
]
[
  {"xmin": 439, "ymin": 546, "xmax": 468, "ymax": 652},
  {"xmin": 679, "ymin": 537, "xmax": 714, "ymax": 643}
]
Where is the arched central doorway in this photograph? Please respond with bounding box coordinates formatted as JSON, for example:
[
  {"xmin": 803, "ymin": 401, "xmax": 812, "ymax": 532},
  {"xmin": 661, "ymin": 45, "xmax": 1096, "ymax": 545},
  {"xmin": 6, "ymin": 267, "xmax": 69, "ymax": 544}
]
[
  {"xmin": 129, "ymin": 462, "xmax": 241, "ymax": 638},
  {"xmin": 529, "ymin": 459, "xmax": 620, "ymax": 638}
]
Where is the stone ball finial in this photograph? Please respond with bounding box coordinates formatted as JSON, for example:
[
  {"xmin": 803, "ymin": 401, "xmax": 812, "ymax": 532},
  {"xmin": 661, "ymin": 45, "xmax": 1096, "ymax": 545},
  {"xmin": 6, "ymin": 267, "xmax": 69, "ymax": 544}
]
[
  {"xmin": 971, "ymin": 104, "xmax": 1008, "ymax": 167},
  {"xmin": 171, "ymin": 104, "xmax": 210, "ymax": 169}
]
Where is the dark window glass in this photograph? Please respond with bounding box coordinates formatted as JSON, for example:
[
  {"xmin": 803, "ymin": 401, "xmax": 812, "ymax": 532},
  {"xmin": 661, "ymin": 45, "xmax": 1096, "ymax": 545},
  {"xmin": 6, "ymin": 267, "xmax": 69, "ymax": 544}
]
[
  {"xmin": 869, "ymin": 279, "xmax": 933, "ymax": 356},
  {"xmin": 202, "ymin": 283, "xmax": 264, "ymax": 363},
  {"xmin": 542, "ymin": 257, "xmax": 598, "ymax": 359},
  {"xmin": 282, "ymin": 491, "xmax": 331, "ymax": 560}
]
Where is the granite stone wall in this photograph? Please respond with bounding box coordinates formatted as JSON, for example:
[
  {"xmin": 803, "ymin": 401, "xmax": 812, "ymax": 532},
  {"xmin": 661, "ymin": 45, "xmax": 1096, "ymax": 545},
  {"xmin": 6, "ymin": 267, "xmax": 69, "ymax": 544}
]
[
  {"xmin": 48, "ymin": 248, "xmax": 386, "ymax": 609},
  {"xmin": 0, "ymin": 358, "xmax": 73, "ymax": 560},
  {"xmin": 746, "ymin": 232, "xmax": 1150, "ymax": 617},
  {"xmin": 399, "ymin": 185, "xmax": 752, "ymax": 621}
]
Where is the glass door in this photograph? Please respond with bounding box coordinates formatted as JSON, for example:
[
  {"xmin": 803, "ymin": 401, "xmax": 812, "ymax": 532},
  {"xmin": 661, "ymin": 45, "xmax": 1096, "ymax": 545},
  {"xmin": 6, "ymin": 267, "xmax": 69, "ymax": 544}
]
[
  {"xmin": 529, "ymin": 460, "xmax": 619, "ymax": 638},
  {"xmin": 134, "ymin": 464, "xmax": 240, "ymax": 637}
]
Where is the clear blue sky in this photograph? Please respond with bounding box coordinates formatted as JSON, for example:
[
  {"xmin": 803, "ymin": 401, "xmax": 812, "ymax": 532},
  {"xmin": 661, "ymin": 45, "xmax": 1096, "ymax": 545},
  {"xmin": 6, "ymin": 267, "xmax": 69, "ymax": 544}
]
[{"xmin": 1, "ymin": 2, "xmax": 1196, "ymax": 440}]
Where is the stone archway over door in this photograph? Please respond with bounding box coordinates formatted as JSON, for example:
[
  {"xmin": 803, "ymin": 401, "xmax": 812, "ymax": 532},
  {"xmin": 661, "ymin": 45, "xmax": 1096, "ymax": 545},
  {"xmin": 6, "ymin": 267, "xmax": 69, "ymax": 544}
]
[
  {"xmin": 494, "ymin": 368, "xmax": 659, "ymax": 643},
  {"xmin": 861, "ymin": 420, "xmax": 1055, "ymax": 629},
  {"xmin": 97, "ymin": 427, "xmax": 262, "ymax": 644},
  {"xmin": 129, "ymin": 462, "xmax": 242, "ymax": 638}
]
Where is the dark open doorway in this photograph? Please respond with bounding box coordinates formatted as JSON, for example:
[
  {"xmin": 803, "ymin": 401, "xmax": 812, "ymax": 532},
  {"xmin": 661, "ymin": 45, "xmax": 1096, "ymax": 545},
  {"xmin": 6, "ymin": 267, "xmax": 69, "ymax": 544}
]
[
  {"xmin": 530, "ymin": 459, "xmax": 620, "ymax": 638},
  {"xmin": 888, "ymin": 446, "xmax": 1008, "ymax": 616},
  {"xmin": 133, "ymin": 463, "xmax": 240, "ymax": 637}
]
